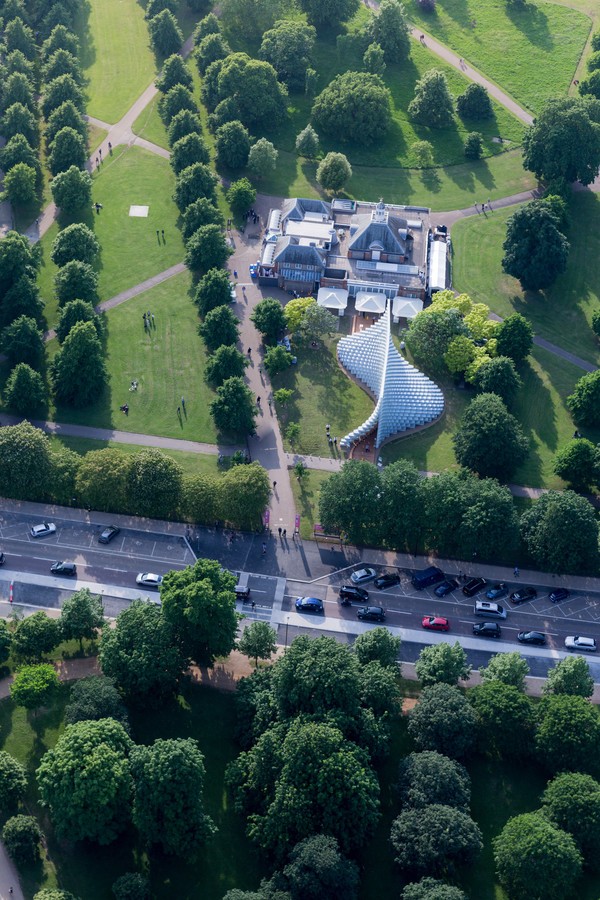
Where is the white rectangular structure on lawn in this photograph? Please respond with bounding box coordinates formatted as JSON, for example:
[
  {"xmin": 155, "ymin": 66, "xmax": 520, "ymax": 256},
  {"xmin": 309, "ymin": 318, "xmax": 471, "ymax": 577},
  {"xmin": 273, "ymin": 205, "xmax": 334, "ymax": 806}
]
[
  {"xmin": 429, "ymin": 240, "xmax": 448, "ymax": 293},
  {"xmin": 129, "ymin": 205, "xmax": 149, "ymax": 217}
]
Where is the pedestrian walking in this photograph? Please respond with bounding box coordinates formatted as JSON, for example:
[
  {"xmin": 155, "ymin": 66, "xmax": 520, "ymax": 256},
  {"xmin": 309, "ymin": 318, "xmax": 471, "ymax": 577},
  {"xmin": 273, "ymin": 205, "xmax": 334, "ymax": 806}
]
[
  {"xmin": 262, "ymin": 542, "xmax": 267, "ymax": 555},
  {"xmin": 273, "ymin": 480, "xmax": 277, "ymax": 489},
  {"xmin": 268, "ymin": 397, "xmax": 272, "ymax": 410},
  {"xmin": 513, "ymin": 566, "xmax": 520, "ymax": 578},
  {"xmin": 256, "ymin": 396, "xmax": 261, "ymax": 405},
  {"xmin": 156, "ymin": 230, "xmax": 160, "ymax": 240},
  {"xmin": 181, "ymin": 396, "xmax": 185, "ymax": 408},
  {"xmin": 151, "ymin": 313, "xmax": 155, "ymax": 325},
  {"xmin": 333, "ymin": 436, "xmax": 337, "ymax": 446},
  {"xmin": 251, "ymin": 600, "xmax": 256, "ymax": 611},
  {"xmin": 99, "ymin": 147, "xmax": 102, "ymax": 159},
  {"xmin": 233, "ymin": 270, "xmax": 238, "ymax": 278},
  {"xmin": 487, "ymin": 198, "xmax": 491, "ymax": 209},
  {"xmin": 161, "ymin": 229, "xmax": 165, "ymax": 240},
  {"xmin": 177, "ymin": 406, "xmax": 181, "ymax": 416},
  {"xmin": 278, "ymin": 527, "xmax": 282, "ymax": 536},
  {"xmin": 247, "ymin": 347, "xmax": 252, "ymax": 355},
  {"xmin": 108, "ymin": 141, "xmax": 112, "ymax": 154},
  {"xmin": 283, "ymin": 528, "xmax": 286, "ymax": 537}
]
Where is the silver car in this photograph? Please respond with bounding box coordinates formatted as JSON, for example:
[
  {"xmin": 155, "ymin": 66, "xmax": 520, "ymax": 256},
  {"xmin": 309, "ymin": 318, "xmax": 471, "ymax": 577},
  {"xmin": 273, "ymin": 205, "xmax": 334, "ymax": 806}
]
[
  {"xmin": 565, "ymin": 636, "xmax": 597, "ymax": 653},
  {"xmin": 136, "ymin": 573, "xmax": 163, "ymax": 588},
  {"xmin": 30, "ymin": 522, "xmax": 56, "ymax": 538}
]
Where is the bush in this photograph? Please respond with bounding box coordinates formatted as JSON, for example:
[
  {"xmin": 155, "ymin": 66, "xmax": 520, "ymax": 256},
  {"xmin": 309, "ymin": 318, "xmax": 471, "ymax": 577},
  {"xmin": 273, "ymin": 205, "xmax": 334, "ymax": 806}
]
[
  {"xmin": 456, "ymin": 83, "xmax": 493, "ymax": 119},
  {"xmin": 264, "ymin": 344, "xmax": 293, "ymax": 376},
  {"xmin": 464, "ymin": 131, "xmax": 483, "ymax": 160},
  {"xmin": 0, "ymin": 752, "xmax": 27, "ymax": 814},
  {"xmin": 3, "ymin": 815, "xmax": 42, "ymax": 865},
  {"xmin": 112, "ymin": 872, "xmax": 151, "ymax": 900}
]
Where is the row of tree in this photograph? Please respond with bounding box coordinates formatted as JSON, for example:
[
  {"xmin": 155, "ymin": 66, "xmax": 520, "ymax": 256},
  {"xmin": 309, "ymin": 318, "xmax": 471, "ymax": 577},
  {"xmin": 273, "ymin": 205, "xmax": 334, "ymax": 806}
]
[
  {"xmin": 577, "ymin": 28, "xmax": 600, "ymax": 100},
  {"xmin": 319, "ymin": 458, "xmax": 600, "ymax": 573},
  {"xmin": 0, "ymin": 420, "xmax": 271, "ymax": 528}
]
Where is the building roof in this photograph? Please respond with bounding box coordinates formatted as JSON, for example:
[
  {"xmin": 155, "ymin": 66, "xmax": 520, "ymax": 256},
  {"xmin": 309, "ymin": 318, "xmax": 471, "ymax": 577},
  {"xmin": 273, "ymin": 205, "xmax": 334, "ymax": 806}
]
[
  {"xmin": 281, "ymin": 197, "xmax": 331, "ymax": 223},
  {"xmin": 317, "ymin": 287, "xmax": 348, "ymax": 309},
  {"xmin": 355, "ymin": 291, "xmax": 387, "ymax": 313},
  {"xmin": 273, "ymin": 236, "xmax": 326, "ymax": 269},
  {"xmin": 348, "ymin": 202, "xmax": 410, "ymax": 255},
  {"xmin": 392, "ymin": 297, "xmax": 423, "ymax": 319}
]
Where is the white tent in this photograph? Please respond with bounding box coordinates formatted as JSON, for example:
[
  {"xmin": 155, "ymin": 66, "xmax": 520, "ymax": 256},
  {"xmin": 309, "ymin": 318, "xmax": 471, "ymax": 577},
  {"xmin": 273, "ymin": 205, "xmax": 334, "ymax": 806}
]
[
  {"xmin": 392, "ymin": 297, "xmax": 423, "ymax": 321},
  {"xmin": 355, "ymin": 291, "xmax": 387, "ymax": 314},
  {"xmin": 429, "ymin": 240, "xmax": 448, "ymax": 293},
  {"xmin": 317, "ymin": 286, "xmax": 348, "ymax": 316}
]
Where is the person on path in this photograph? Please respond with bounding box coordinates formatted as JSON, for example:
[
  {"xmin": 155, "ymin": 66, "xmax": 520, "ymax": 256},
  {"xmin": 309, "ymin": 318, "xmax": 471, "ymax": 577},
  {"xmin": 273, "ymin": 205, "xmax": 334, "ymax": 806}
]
[
  {"xmin": 156, "ymin": 230, "xmax": 160, "ymax": 241},
  {"xmin": 278, "ymin": 527, "xmax": 282, "ymax": 536},
  {"xmin": 283, "ymin": 528, "xmax": 287, "ymax": 538},
  {"xmin": 256, "ymin": 396, "xmax": 261, "ymax": 405},
  {"xmin": 99, "ymin": 147, "xmax": 102, "ymax": 159},
  {"xmin": 261, "ymin": 542, "xmax": 267, "ymax": 555},
  {"xmin": 108, "ymin": 141, "xmax": 112, "ymax": 154},
  {"xmin": 514, "ymin": 566, "xmax": 520, "ymax": 578},
  {"xmin": 151, "ymin": 313, "xmax": 155, "ymax": 326},
  {"xmin": 251, "ymin": 600, "xmax": 256, "ymax": 611},
  {"xmin": 161, "ymin": 229, "xmax": 165, "ymax": 241},
  {"xmin": 247, "ymin": 347, "xmax": 252, "ymax": 355},
  {"xmin": 177, "ymin": 406, "xmax": 181, "ymax": 416},
  {"xmin": 273, "ymin": 481, "xmax": 277, "ymax": 489}
]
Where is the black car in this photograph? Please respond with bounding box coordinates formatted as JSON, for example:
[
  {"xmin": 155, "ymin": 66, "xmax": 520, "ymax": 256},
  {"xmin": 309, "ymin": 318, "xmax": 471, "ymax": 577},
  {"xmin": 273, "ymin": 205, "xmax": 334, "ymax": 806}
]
[
  {"xmin": 517, "ymin": 630, "xmax": 546, "ymax": 646},
  {"xmin": 0, "ymin": 552, "xmax": 4, "ymax": 566},
  {"xmin": 98, "ymin": 525, "xmax": 121, "ymax": 544},
  {"xmin": 435, "ymin": 578, "xmax": 458, "ymax": 597},
  {"xmin": 472, "ymin": 622, "xmax": 501, "ymax": 638},
  {"xmin": 549, "ymin": 587, "xmax": 570, "ymax": 603},
  {"xmin": 50, "ymin": 561, "xmax": 77, "ymax": 576},
  {"xmin": 462, "ymin": 577, "xmax": 487, "ymax": 597},
  {"xmin": 357, "ymin": 606, "xmax": 386, "ymax": 622},
  {"xmin": 510, "ymin": 587, "xmax": 538, "ymax": 605},
  {"xmin": 374, "ymin": 572, "xmax": 401, "ymax": 590},
  {"xmin": 339, "ymin": 585, "xmax": 369, "ymax": 602},
  {"xmin": 295, "ymin": 597, "xmax": 324, "ymax": 614}
]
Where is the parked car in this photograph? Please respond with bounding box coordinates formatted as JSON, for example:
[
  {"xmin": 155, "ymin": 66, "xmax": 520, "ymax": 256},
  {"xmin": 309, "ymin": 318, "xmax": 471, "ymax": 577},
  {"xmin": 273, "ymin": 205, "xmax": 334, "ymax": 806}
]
[
  {"xmin": 249, "ymin": 264, "xmax": 258, "ymax": 278},
  {"xmin": 517, "ymin": 631, "xmax": 546, "ymax": 646},
  {"xmin": 462, "ymin": 577, "xmax": 487, "ymax": 597},
  {"xmin": 435, "ymin": 579, "xmax": 458, "ymax": 597},
  {"xmin": 351, "ymin": 567, "xmax": 377, "ymax": 585},
  {"xmin": 234, "ymin": 585, "xmax": 251, "ymax": 601},
  {"xmin": 136, "ymin": 573, "xmax": 163, "ymax": 588},
  {"xmin": 565, "ymin": 635, "xmax": 597, "ymax": 653},
  {"xmin": 473, "ymin": 622, "xmax": 501, "ymax": 638},
  {"xmin": 422, "ymin": 615, "xmax": 450, "ymax": 632},
  {"xmin": 230, "ymin": 284, "xmax": 237, "ymax": 301},
  {"xmin": 339, "ymin": 585, "xmax": 369, "ymax": 602},
  {"xmin": 486, "ymin": 583, "xmax": 508, "ymax": 600},
  {"xmin": 412, "ymin": 566, "xmax": 445, "ymax": 590},
  {"xmin": 549, "ymin": 587, "xmax": 570, "ymax": 604},
  {"xmin": 474, "ymin": 600, "xmax": 507, "ymax": 619},
  {"xmin": 98, "ymin": 525, "xmax": 121, "ymax": 544},
  {"xmin": 295, "ymin": 596, "xmax": 324, "ymax": 613},
  {"xmin": 374, "ymin": 571, "xmax": 401, "ymax": 590},
  {"xmin": 0, "ymin": 552, "xmax": 4, "ymax": 566},
  {"xmin": 510, "ymin": 587, "xmax": 538, "ymax": 605},
  {"xmin": 357, "ymin": 606, "xmax": 385, "ymax": 622},
  {"xmin": 30, "ymin": 522, "xmax": 56, "ymax": 538},
  {"xmin": 50, "ymin": 561, "xmax": 77, "ymax": 576}
]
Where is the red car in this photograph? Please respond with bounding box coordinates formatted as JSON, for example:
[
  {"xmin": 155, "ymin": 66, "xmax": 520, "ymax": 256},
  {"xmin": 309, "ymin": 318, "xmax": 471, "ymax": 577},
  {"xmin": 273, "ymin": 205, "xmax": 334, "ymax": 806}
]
[{"xmin": 422, "ymin": 615, "xmax": 450, "ymax": 632}]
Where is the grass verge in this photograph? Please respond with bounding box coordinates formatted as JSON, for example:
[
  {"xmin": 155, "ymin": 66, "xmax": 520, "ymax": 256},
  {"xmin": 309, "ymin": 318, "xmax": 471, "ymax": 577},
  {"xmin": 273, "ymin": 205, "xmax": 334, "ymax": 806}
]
[{"xmin": 48, "ymin": 435, "xmax": 224, "ymax": 477}]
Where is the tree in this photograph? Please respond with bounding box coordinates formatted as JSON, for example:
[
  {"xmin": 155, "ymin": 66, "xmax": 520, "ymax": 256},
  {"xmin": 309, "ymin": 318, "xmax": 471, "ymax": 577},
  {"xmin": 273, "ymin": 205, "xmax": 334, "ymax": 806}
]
[
  {"xmin": 295, "ymin": 123, "xmax": 320, "ymax": 158},
  {"xmin": 592, "ymin": 307, "xmax": 600, "ymax": 338},
  {"xmin": 156, "ymin": 52, "xmax": 193, "ymax": 93},
  {"xmin": 194, "ymin": 11, "xmax": 221, "ymax": 41},
  {"xmin": 319, "ymin": 460, "xmax": 382, "ymax": 546},
  {"xmin": 208, "ymin": 53, "xmax": 288, "ymax": 128},
  {"xmin": 259, "ymin": 20, "xmax": 316, "ymax": 90},
  {"xmin": 33, "ymin": 892, "xmax": 77, "ymax": 900},
  {"xmin": 131, "ymin": 738, "xmax": 215, "ymax": 855},
  {"xmin": 112, "ymin": 873, "xmax": 151, "ymax": 900},
  {"xmin": 520, "ymin": 490, "xmax": 599, "ymax": 573},
  {"xmin": 45, "ymin": 99, "xmax": 87, "ymax": 146},
  {"xmin": 51, "ymin": 223, "xmax": 100, "ymax": 268},
  {"xmin": 218, "ymin": 462, "xmax": 271, "ymax": 529},
  {"xmin": 391, "ymin": 805, "xmax": 483, "ymax": 875},
  {"xmin": 456, "ymin": 82, "xmax": 493, "ymax": 119},
  {"xmin": 43, "ymin": 49, "xmax": 82, "ymax": 85},
  {"xmin": 273, "ymin": 636, "xmax": 358, "ymax": 721},
  {"xmin": 56, "ymin": 298, "xmax": 100, "ymax": 344},
  {"xmin": 470, "ymin": 681, "xmax": 535, "ymax": 758},
  {"xmin": 248, "ymin": 138, "xmax": 278, "ymax": 179},
  {"xmin": 51, "ymin": 320, "xmax": 108, "ymax": 408},
  {"xmin": 543, "ymin": 655, "xmax": 594, "ymax": 698},
  {"xmin": 54, "ymin": 259, "xmax": 99, "ymax": 306},
  {"xmin": 542, "ymin": 772, "xmax": 600, "ymax": 866},
  {"xmin": 159, "ymin": 84, "xmax": 198, "ymax": 127},
  {"xmin": 170, "ymin": 132, "xmax": 210, "ymax": 175},
  {"xmin": 402, "ymin": 879, "xmax": 467, "ymax": 900},
  {"xmin": 160, "ymin": 558, "xmax": 239, "ymax": 665},
  {"xmin": 185, "ymin": 224, "xmax": 231, "ymax": 272},
  {"xmin": 194, "ymin": 268, "xmax": 233, "ymax": 317},
  {"xmin": 553, "ymin": 438, "xmax": 600, "ymax": 491},
  {"xmin": 494, "ymin": 812, "xmax": 582, "ymax": 900},
  {"xmin": 127, "ymin": 448, "xmax": 183, "ymax": 519},
  {"xmin": 174, "ymin": 162, "xmax": 217, "ymax": 211},
  {"xmin": 0, "ymin": 621, "xmax": 11, "ymax": 667},
  {"xmin": 1, "ymin": 315, "xmax": 44, "ymax": 368},
  {"xmin": 2, "ymin": 162, "xmax": 37, "ymax": 204},
  {"xmin": 464, "ymin": 131, "xmax": 483, "ymax": 160},
  {"xmin": 239, "ymin": 621, "xmax": 278, "ymax": 665},
  {"xmin": 353, "ymin": 627, "xmax": 400, "ymax": 669},
  {"xmin": 502, "ymin": 203, "xmax": 569, "ymax": 291},
  {"xmin": 0, "ymin": 752, "xmax": 27, "ymax": 814},
  {"xmin": 195, "ymin": 32, "xmax": 230, "ymax": 74},
  {"xmin": 11, "ymin": 664, "xmax": 60, "ymax": 711},
  {"xmin": 408, "ymin": 683, "xmax": 478, "ymax": 758},
  {"xmin": 51, "ymin": 165, "xmax": 93, "ymax": 211},
  {"xmin": 412, "ymin": 139, "xmax": 434, "ymax": 167},
  {"xmin": 205, "ymin": 343, "xmax": 248, "ymax": 386},
  {"xmin": 522, "ymin": 97, "xmax": 600, "ymax": 186},
  {"xmin": 479, "ymin": 651, "xmax": 529, "ymax": 690},
  {"xmin": 363, "ymin": 41, "xmax": 386, "ymax": 75},
  {"xmin": 397, "ymin": 751, "xmax": 471, "ymax": 810},
  {"xmin": 42, "ymin": 74, "xmax": 85, "ymax": 119},
  {"xmin": 210, "ymin": 376, "xmax": 256, "ymax": 434},
  {"xmin": 167, "ymin": 107, "xmax": 203, "ymax": 144},
  {"xmin": 264, "ymin": 344, "xmax": 292, "ymax": 376},
  {"xmin": 148, "ymin": 8, "xmax": 183, "ymax": 56},
  {"xmin": 2, "ymin": 815, "xmax": 42, "ymax": 865},
  {"xmin": 312, "ymin": 72, "xmax": 391, "ymax": 146},
  {"xmin": 366, "ymin": 0, "xmax": 410, "ymax": 61},
  {"xmin": 75, "ymin": 448, "xmax": 130, "ymax": 512},
  {"xmin": 181, "ymin": 473, "xmax": 219, "ymax": 524},
  {"xmin": 0, "ymin": 133, "xmax": 39, "ymax": 177},
  {"xmin": 299, "ymin": 303, "xmax": 337, "ymax": 342},
  {"xmin": 415, "ymin": 642, "xmax": 471, "ymax": 687},
  {"xmin": 65, "ymin": 676, "xmax": 129, "ymax": 728},
  {"xmin": 473, "ymin": 356, "xmax": 522, "ymax": 405},
  {"xmin": 316, "ymin": 152, "xmax": 352, "ymax": 193},
  {"xmin": 1, "ymin": 103, "xmax": 39, "ymax": 147},
  {"xmin": 216, "ymin": 121, "xmax": 251, "ymax": 170},
  {"xmin": 100, "ymin": 600, "xmax": 188, "ymax": 706},
  {"xmin": 495, "ymin": 312, "xmax": 533, "ymax": 362},
  {"xmin": 182, "ymin": 197, "xmax": 224, "ymax": 241},
  {"xmin": 251, "ymin": 298, "xmax": 285, "ymax": 344},
  {"xmin": 408, "ymin": 70, "xmax": 454, "ymax": 127},
  {"xmin": 299, "ymin": 0, "xmax": 359, "ymax": 30},
  {"xmin": 408, "ymin": 308, "xmax": 467, "ymax": 373},
  {"xmin": 37, "ymin": 718, "xmax": 133, "ymax": 844},
  {"xmin": 219, "ymin": 0, "xmax": 289, "ymax": 40},
  {"xmin": 60, "ymin": 588, "xmax": 104, "ymax": 649},
  {"xmin": 226, "ymin": 177, "xmax": 256, "ymax": 215},
  {"xmin": 567, "ymin": 369, "xmax": 600, "ymax": 426},
  {"xmin": 283, "ymin": 834, "xmax": 359, "ymax": 900},
  {"xmin": 146, "ymin": 0, "xmax": 177, "ymax": 19},
  {"xmin": 43, "ymin": 24, "xmax": 80, "ymax": 58},
  {"xmin": 0, "ymin": 422, "xmax": 52, "ymax": 502},
  {"xmin": 536, "ymin": 694, "xmax": 600, "ymax": 775},
  {"xmin": 199, "ymin": 304, "xmax": 240, "ymax": 351},
  {"xmin": 283, "ymin": 296, "xmax": 314, "ymax": 333},
  {"xmin": 12, "ymin": 613, "xmax": 61, "ymax": 662},
  {"xmin": 453, "ymin": 393, "xmax": 529, "ymax": 480}
]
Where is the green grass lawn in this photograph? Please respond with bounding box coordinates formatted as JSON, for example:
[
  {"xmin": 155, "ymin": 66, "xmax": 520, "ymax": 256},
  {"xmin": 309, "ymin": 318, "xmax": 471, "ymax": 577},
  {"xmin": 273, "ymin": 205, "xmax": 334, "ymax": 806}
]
[
  {"xmin": 132, "ymin": 92, "xmax": 170, "ymax": 150},
  {"xmin": 289, "ymin": 468, "xmax": 332, "ymax": 539},
  {"xmin": 37, "ymin": 146, "xmax": 186, "ymax": 329},
  {"xmin": 76, "ymin": 0, "xmax": 156, "ymax": 124},
  {"xmin": 408, "ymin": 0, "xmax": 591, "ymax": 114},
  {"xmin": 42, "ymin": 270, "xmax": 227, "ymax": 445},
  {"xmin": 452, "ymin": 192, "xmax": 600, "ymax": 366}
]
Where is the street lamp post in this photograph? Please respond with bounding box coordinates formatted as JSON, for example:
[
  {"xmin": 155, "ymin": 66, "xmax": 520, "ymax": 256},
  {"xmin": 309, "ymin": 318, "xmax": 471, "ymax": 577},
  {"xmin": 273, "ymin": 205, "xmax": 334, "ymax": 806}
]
[{"xmin": 285, "ymin": 616, "xmax": 290, "ymax": 651}]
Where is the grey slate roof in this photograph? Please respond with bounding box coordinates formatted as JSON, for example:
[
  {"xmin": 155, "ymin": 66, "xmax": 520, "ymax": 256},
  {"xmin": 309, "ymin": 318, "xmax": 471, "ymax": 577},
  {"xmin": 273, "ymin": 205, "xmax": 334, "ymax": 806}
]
[{"xmin": 348, "ymin": 214, "xmax": 410, "ymax": 254}]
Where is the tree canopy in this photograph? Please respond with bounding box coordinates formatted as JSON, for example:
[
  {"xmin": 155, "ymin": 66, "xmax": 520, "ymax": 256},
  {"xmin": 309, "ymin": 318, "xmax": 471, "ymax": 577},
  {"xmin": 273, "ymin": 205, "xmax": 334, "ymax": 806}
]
[
  {"xmin": 553, "ymin": 438, "xmax": 600, "ymax": 491},
  {"xmin": 11, "ymin": 664, "xmax": 60, "ymax": 712},
  {"xmin": 312, "ymin": 72, "xmax": 392, "ymax": 145},
  {"xmin": 408, "ymin": 70, "xmax": 454, "ymax": 127},
  {"xmin": 567, "ymin": 369, "xmax": 600, "ymax": 427},
  {"xmin": 479, "ymin": 651, "xmax": 529, "ymax": 691},
  {"xmin": 65, "ymin": 675, "xmax": 129, "ymax": 729},
  {"xmin": 414, "ymin": 642, "xmax": 471, "ymax": 687},
  {"xmin": 251, "ymin": 297, "xmax": 286, "ymax": 344},
  {"xmin": 452, "ymin": 393, "xmax": 529, "ymax": 480},
  {"xmin": 522, "ymin": 97, "xmax": 600, "ymax": 185},
  {"xmin": 259, "ymin": 19, "xmax": 316, "ymax": 89},
  {"xmin": 126, "ymin": 448, "xmax": 183, "ymax": 519},
  {"xmin": 316, "ymin": 152, "xmax": 352, "ymax": 193},
  {"xmin": 299, "ymin": 0, "xmax": 359, "ymax": 30},
  {"xmin": 391, "ymin": 804, "xmax": 483, "ymax": 875},
  {"xmin": 366, "ymin": 0, "xmax": 410, "ymax": 61},
  {"xmin": 536, "ymin": 694, "xmax": 600, "ymax": 776},
  {"xmin": 51, "ymin": 320, "xmax": 108, "ymax": 407},
  {"xmin": 0, "ymin": 751, "xmax": 27, "ymax": 814},
  {"xmin": 520, "ymin": 490, "xmax": 599, "ymax": 573},
  {"xmin": 469, "ymin": 681, "xmax": 535, "ymax": 758},
  {"xmin": 210, "ymin": 376, "xmax": 257, "ymax": 434},
  {"xmin": 543, "ymin": 655, "xmax": 594, "ymax": 698},
  {"xmin": 502, "ymin": 202, "xmax": 570, "ymax": 291},
  {"xmin": 60, "ymin": 588, "xmax": 105, "ymax": 648},
  {"xmin": 397, "ymin": 751, "xmax": 471, "ymax": 811},
  {"xmin": 216, "ymin": 120, "xmax": 251, "ymax": 170},
  {"xmin": 541, "ymin": 772, "xmax": 600, "ymax": 866},
  {"xmin": 407, "ymin": 683, "xmax": 478, "ymax": 759}
]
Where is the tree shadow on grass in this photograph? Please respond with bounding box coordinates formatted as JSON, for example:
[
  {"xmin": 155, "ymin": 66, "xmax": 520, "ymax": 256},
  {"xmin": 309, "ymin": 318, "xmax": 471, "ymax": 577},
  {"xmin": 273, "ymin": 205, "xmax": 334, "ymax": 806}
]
[
  {"xmin": 510, "ymin": 358, "xmax": 554, "ymax": 487},
  {"xmin": 505, "ymin": 0, "xmax": 553, "ymax": 52},
  {"xmin": 73, "ymin": 0, "xmax": 96, "ymax": 71}
]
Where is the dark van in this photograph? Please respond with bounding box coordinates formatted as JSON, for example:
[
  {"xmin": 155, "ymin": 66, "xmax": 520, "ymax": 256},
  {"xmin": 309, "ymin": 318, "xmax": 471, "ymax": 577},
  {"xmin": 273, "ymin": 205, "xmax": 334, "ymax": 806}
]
[
  {"xmin": 235, "ymin": 585, "xmax": 251, "ymax": 601},
  {"xmin": 411, "ymin": 566, "xmax": 444, "ymax": 590}
]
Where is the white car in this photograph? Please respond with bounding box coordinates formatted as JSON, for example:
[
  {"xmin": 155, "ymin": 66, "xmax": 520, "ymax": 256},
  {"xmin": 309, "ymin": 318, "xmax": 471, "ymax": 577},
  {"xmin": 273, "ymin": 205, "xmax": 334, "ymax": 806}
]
[
  {"xmin": 136, "ymin": 573, "xmax": 163, "ymax": 588},
  {"xmin": 565, "ymin": 635, "xmax": 597, "ymax": 653},
  {"xmin": 350, "ymin": 567, "xmax": 377, "ymax": 585},
  {"xmin": 30, "ymin": 522, "xmax": 57, "ymax": 538},
  {"xmin": 230, "ymin": 284, "xmax": 237, "ymax": 301}
]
